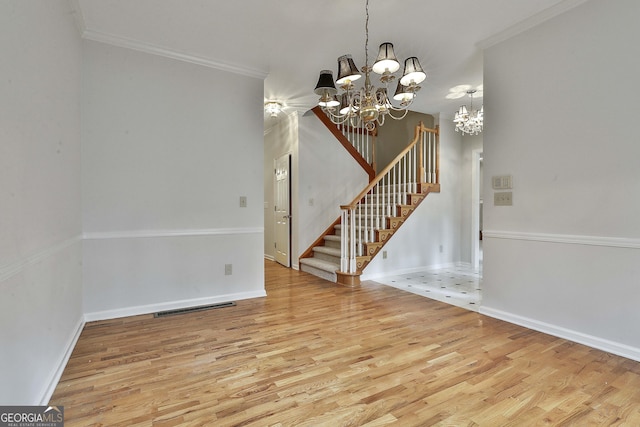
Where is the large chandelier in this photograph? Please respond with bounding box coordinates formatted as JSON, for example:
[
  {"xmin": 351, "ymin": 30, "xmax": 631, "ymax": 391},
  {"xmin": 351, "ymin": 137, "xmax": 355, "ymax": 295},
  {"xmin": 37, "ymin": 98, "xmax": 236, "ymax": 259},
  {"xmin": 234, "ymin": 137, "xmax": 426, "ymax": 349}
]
[
  {"xmin": 312, "ymin": 0, "xmax": 426, "ymax": 131},
  {"xmin": 454, "ymin": 90, "xmax": 483, "ymax": 135}
]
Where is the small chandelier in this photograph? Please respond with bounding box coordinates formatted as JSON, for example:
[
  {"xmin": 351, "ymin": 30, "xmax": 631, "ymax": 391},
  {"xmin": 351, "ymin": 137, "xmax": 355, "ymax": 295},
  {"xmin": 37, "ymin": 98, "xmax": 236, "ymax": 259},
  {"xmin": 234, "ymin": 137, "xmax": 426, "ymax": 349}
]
[
  {"xmin": 312, "ymin": 0, "xmax": 426, "ymax": 131},
  {"xmin": 264, "ymin": 101, "xmax": 283, "ymax": 118},
  {"xmin": 454, "ymin": 90, "xmax": 483, "ymax": 135}
]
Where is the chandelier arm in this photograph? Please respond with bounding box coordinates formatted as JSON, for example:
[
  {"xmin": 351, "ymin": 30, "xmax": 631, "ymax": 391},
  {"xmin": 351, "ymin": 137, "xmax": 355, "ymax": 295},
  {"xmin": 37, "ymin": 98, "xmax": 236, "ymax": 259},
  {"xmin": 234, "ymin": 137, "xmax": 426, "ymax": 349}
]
[
  {"xmin": 385, "ymin": 99, "xmax": 414, "ymax": 112},
  {"xmin": 322, "ymin": 107, "xmax": 354, "ymax": 125},
  {"xmin": 384, "ymin": 108, "xmax": 409, "ymax": 121}
]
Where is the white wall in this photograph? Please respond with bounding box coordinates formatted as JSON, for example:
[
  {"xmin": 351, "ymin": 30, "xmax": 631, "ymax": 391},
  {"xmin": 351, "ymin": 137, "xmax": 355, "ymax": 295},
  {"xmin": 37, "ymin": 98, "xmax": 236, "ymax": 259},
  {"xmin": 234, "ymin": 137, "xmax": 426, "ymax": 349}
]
[
  {"xmin": 0, "ymin": 1, "xmax": 83, "ymax": 404},
  {"xmin": 482, "ymin": 0, "xmax": 640, "ymax": 360},
  {"xmin": 362, "ymin": 117, "xmax": 463, "ymax": 280},
  {"xmin": 82, "ymin": 41, "xmax": 265, "ymax": 318},
  {"xmin": 297, "ymin": 113, "xmax": 369, "ymax": 261}
]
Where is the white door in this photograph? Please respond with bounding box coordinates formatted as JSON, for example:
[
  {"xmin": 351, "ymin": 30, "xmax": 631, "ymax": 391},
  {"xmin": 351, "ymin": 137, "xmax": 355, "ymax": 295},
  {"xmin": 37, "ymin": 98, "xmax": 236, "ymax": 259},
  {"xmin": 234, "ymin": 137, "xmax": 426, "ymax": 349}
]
[{"xmin": 274, "ymin": 154, "xmax": 291, "ymax": 267}]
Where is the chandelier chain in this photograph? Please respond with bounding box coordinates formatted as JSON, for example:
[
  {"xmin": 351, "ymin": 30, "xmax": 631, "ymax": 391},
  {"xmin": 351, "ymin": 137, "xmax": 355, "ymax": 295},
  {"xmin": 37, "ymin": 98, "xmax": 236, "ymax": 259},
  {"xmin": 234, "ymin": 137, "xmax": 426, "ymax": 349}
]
[{"xmin": 365, "ymin": 0, "xmax": 369, "ymax": 67}]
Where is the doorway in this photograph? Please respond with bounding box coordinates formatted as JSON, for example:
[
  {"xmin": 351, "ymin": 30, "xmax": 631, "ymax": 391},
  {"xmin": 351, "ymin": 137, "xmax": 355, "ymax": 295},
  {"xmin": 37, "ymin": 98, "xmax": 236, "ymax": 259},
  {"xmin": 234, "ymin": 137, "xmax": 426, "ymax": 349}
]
[
  {"xmin": 471, "ymin": 149, "xmax": 483, "ymax": 271},
  {"xmin": 274, "ymin": 153, "xmax": 291, "ymax": 267}
]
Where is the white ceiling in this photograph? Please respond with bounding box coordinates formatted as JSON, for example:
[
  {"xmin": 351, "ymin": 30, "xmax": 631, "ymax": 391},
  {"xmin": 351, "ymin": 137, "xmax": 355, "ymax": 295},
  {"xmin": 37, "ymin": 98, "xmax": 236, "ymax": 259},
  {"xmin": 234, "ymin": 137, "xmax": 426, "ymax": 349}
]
[{"xmin": 73, "ymin": 0, "xmax": 586, "ymax": 122}]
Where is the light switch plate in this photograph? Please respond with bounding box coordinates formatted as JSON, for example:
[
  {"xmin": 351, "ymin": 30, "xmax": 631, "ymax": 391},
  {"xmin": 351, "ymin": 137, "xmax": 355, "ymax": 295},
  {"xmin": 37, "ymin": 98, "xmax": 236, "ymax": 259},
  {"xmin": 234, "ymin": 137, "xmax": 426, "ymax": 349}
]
[{"xmin": 492, "ymin": 175, "xmax": 513, "ymax": 190}]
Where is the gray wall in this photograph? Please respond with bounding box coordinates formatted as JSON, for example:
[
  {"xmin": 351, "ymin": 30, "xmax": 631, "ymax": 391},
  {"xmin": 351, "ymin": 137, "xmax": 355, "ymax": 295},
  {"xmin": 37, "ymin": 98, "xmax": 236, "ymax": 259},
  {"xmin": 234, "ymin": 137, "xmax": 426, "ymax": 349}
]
[
  {"xmin": 82, "ymin": 40, "xmax": 266, "ymax": 319},
  {"xmin": 0, "ymin": 1, "xmax": 83, "ymax": 404},
  {"xmin": 376, "ymin": 111, "xmax": 436, "ymax": 172},
  {"xmin": 481, "ymin": 0, "xmax": 640, "ymax": 359}
]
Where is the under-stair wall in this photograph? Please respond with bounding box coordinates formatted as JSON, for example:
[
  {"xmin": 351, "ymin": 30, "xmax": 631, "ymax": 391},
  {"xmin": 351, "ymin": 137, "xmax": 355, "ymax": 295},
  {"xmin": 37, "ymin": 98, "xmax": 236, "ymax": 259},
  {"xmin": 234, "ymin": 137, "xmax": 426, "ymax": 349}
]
[
  {"xmin": 296, "ymin": 112, "xmax": 370, "ymax": 269},
  {"xmin": 360, "ymin": 118, "xmax": 463, "ymax": 281}
]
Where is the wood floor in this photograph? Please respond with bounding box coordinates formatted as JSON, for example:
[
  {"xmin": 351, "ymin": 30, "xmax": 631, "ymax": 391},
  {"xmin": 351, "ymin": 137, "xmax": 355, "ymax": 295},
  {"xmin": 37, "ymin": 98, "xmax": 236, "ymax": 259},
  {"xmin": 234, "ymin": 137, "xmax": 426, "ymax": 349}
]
[{"xmin": 51, "ymin": 261, "xmax": 640, "ymax": 426}]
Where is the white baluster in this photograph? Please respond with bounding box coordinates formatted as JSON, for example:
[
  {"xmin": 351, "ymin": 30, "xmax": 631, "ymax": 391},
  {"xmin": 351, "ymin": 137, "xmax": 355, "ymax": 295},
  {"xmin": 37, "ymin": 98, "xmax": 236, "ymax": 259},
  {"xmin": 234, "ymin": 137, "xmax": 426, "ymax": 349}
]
[
  {"xmin": 400, "ymin": 154, "xmax": 407, "ymax": 205},
  {"xmin": 432, "ymin": 132, "xmax": 436, "ymax": 183},
  {"xmin": 340, "ymin": 209, "xmax": 348, "ymax": 272},
  {"xmin": 410, "ymin": 146, "xmax": 415, "ymax": 193},
  {"xmin": 349, "ymin": 208, "xmax": 356, "ymax": 273},
  {"xmin": 363, "ymin": 195, "xmax": 368, "ymax": 248},
  {"xmin": 427, "ymin": 132, "xmax": 432, "ymax": 183}
]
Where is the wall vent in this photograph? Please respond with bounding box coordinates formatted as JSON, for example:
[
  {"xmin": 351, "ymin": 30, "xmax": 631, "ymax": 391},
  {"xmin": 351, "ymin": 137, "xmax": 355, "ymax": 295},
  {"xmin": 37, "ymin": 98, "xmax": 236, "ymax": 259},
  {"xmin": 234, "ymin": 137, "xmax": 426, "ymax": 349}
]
[{"xmin": 154, "ymin": 301, "xmax": 236, "ymax": 318}]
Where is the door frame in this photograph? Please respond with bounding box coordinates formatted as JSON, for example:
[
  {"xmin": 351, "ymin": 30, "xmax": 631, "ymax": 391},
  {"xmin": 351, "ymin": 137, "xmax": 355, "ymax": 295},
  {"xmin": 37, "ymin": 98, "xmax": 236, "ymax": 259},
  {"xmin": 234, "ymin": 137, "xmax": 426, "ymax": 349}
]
[
  {"xmin": 274, "ymin": 153, "xmax": 292, "ymax": 267},
  {"xmin": 471, "ymin": 148, "xmax": 482, "ymax": 271},
  {"xmin": 471, "ymin": 149, "xmax": 483, "ymax": 271}
]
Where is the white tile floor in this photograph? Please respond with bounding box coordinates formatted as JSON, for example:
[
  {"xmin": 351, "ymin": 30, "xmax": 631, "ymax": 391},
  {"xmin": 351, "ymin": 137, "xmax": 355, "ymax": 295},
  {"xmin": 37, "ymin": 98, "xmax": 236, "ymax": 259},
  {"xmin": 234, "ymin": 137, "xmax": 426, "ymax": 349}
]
[{"xmin": 374, "ymin": 265, "xmax": 482, "ymax": 312}]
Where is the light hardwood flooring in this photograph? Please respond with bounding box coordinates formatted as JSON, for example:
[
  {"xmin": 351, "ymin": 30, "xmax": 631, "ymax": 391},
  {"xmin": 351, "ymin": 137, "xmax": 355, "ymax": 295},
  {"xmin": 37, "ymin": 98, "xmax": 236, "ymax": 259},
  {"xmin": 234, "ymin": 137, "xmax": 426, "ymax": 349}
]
[{"xmin": 51, "ymin": 260, "xmax": 640, "ymax": 426}]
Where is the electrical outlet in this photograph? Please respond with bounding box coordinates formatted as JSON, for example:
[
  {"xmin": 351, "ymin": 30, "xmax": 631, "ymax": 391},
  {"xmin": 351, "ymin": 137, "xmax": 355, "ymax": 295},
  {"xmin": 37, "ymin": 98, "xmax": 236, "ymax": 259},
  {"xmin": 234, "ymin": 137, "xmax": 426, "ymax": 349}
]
[
  {"xmin": 239, "ymin": 196, "xmax": 247, "ymax": 207},
  {"xmin": 382, "ymin": 250, "xmax": 387, "ymax": 259},
  {"xmin": 494, "ymin": 192, "xmax": 513, "ymax": 206},
  {"xmin": 225, "ymin": 264, "xmax": 232, "ymax": 275}
]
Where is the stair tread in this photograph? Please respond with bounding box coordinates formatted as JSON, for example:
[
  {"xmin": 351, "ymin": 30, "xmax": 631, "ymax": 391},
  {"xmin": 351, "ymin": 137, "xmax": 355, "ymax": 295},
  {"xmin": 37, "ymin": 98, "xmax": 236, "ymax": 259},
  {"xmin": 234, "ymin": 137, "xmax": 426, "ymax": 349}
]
[
  {"xmin": 299, "ymin": 257, "xmax": 339, "ymax": 272},
  {"xmin": 324, "ymin": 235, "xmax": 341, "ymax": 242}
]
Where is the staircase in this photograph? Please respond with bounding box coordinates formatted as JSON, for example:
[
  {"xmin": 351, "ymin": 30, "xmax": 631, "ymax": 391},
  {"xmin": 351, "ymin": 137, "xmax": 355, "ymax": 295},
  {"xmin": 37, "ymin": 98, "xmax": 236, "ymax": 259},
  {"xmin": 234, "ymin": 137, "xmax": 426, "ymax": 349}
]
[{"xmin": 299, "ymin": 118, "xmax": 440, "ymax": 286}]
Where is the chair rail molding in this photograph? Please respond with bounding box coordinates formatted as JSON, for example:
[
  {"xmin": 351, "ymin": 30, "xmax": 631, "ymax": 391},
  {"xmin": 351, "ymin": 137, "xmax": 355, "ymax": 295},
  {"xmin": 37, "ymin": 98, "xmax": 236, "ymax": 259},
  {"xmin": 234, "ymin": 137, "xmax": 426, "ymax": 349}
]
[
  {"xmin": 83, "ymin": 227, "xmax": 264, "ymax": 240},
  {"xmin": 483, "ymin": 230, "xmax": 640, "ymax": 250},
  {"xmin": 0, "ymin": 235, "xmax": 82, "ymax": 283}
]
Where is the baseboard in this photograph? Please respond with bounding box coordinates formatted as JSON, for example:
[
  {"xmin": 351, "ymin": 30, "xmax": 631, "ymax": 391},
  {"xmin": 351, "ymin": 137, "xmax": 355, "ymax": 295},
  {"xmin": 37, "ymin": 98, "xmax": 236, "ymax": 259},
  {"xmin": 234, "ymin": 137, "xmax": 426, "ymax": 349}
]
[
  {"xmin": 361, "ymin": 262, "xmax": 458, "ymax": 281},
  {"xmin": 263, "ymin": 255, "xmax": 299, "ymax": 271},
  {"xmin": 455, "ymin": 262, "xmax": 475, "ymax": 270},
  {"xmin": 84, "ymin": 290, "xmax": 267, "ymax": 322},
  {"xmin": 480, "ymin": 306, "xmax": 640, "ymax": 363},
  {"xmin": 39, "ymin": 315, "xmax": 85, "ymax": 405}
]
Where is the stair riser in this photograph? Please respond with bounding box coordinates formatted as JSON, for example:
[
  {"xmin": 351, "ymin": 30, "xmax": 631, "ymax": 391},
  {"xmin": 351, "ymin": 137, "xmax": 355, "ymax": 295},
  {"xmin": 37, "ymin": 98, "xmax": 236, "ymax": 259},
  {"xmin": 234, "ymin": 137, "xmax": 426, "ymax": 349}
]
[
  {"xmin": 313, "ymin": 251, "xmax": 341, "ymax": 264},
  {"xmin": 324, "ymin": 239, "xmax": 341, "ymax": 249},
  {"xmin": 300, "ymin": 264, "xmax": 337, "ymax": 282}
]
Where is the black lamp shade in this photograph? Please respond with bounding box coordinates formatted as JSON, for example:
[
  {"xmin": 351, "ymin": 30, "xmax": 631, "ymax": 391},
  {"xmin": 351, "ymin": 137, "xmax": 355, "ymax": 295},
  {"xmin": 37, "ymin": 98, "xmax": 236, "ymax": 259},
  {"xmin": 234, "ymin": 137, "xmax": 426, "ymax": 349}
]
[
  {"xmin": 336, "ymin": 55, "xmax": 361, "ymax": 85},
  {"xmin": 400, "ymin": 57, "xmax": 426, "ymax": 86},
  {"xmin": 372, "ymin": 42, "xmax": 400, "ymax": 74},
  {"xmin": 393, "ymin": 80, "xmax": 416, "ymax": 102},
  {"xmin": 314, "ymin": 70, "xmax": 338, "ymax": 96}
]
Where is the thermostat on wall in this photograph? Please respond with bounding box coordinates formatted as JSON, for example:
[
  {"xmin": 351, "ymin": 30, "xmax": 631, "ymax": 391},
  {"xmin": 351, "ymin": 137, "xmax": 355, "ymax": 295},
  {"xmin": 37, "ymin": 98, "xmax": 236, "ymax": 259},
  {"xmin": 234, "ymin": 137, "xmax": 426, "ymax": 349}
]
[{"xmin": 492, "ymin": 175, "xmax": 512, "ymax": 190}]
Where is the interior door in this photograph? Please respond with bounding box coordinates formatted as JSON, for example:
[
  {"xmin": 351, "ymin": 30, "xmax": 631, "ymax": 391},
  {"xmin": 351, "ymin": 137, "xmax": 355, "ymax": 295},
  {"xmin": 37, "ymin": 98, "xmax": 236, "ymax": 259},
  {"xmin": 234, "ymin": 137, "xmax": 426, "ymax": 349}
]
[{"xmin": 274, "ymin": 154, "xmax": 291, "ymax": 267}]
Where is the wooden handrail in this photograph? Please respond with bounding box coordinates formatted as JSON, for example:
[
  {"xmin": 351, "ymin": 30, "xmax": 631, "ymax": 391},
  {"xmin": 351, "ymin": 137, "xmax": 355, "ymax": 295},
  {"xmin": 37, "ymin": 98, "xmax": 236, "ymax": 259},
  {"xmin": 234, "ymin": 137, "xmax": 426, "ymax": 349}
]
[{"xmin": 341, "ymin": 122, "xmax": 438, "ymax": 210}]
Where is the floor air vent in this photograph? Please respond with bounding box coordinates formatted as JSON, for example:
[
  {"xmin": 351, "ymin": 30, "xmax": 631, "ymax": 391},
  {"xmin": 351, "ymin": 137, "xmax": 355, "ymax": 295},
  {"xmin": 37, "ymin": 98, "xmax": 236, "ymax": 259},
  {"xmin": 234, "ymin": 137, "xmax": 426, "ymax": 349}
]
[{"xmin": 154, "ymin": 301, "xmax": 236, "ymax": 318}]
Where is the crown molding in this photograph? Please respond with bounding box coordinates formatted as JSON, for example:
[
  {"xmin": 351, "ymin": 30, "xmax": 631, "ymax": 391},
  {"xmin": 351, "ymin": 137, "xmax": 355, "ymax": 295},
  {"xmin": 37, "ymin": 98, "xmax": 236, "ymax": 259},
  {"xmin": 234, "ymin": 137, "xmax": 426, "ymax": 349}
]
[
  {"xmin": 477, "ymin": 0, "xmax": 590, "ymax": 50},
  {"xmin": 80, "ymin": 28, "xmax": 268, "ymax": 80},
  {"xmin": 67, "ymin": 0, "xmax": 86, "ymax": 36}
]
